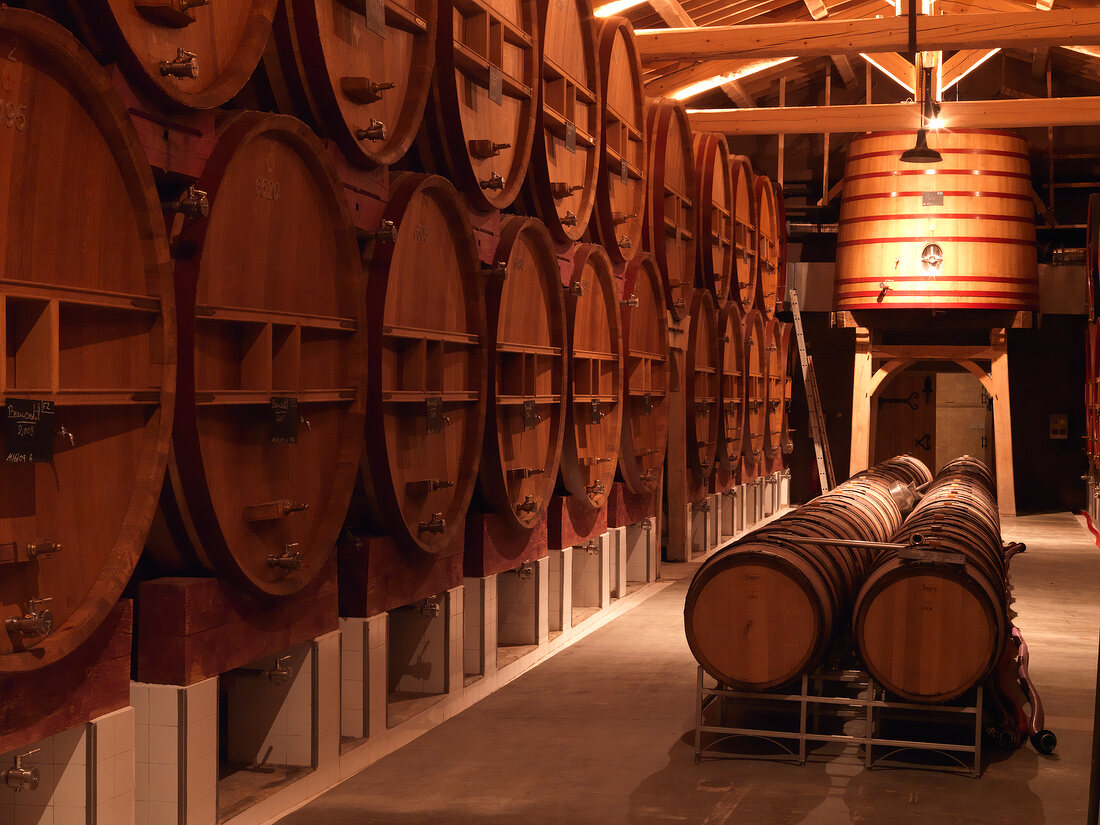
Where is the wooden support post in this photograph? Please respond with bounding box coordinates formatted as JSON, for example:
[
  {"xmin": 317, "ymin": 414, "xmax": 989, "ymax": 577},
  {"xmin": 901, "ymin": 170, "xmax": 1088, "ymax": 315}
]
[
  {"xmin": 822, "ymin": 62, "xmax": 831, "ymax": 206},
  {"xmin": 778, "ymin": 77, "xmax": 786, "ymax": 187},
  {"xmin": 850, "ymin": 327, "xmax": 873, "ymax": 477},
  {"xmin": 990, "ymin": 328, "xmax": 1016, "ymax": 517}
]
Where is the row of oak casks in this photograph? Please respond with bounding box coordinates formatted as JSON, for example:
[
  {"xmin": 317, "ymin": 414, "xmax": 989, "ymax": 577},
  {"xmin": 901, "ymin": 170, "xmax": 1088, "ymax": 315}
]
[
  {"xmin": 10, "ymin": 2, "xmax": 786, "ymax": 323},
  {"xmin": 685, "ymin": 454, "xmax": 1015, "ymax": 703},
  {"xmin": 0, "ymin": 9, "xmax": 791, "ymax": 676}
]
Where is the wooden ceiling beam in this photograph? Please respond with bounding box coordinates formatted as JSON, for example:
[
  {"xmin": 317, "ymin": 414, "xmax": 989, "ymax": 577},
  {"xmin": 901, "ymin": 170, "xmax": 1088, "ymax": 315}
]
[
  {"xmin": 686, "ymin": 95, "xmax": 1100, "ymax": 133},
  {"xmin": 648, "ymin": 0, "xmax": 695, "ymax": 28},
  {"xmin": 636, "ymin": 7, "xmax": 1100, "ymax": 62},
  {"xmin": 804, "ymin": 0, "xmax": 829, "ymax": 19},
  {"xmin": 721, "ymin": 79, "xmax": 757, "ymax": 107},
  {"xmin": 861, "ymin": 52, "xmax": 915, "ymax": 93},
  {"xmin": 939, "ymin": 48, "xmax": 1000, "ymax": 92}
]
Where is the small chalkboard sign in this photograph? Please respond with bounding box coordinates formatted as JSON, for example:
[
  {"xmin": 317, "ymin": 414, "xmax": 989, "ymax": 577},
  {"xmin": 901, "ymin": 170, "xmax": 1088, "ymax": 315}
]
[
  {"xmin": 922, "ymin": 191, "xmax": 944, "ymax": 207},
  {"xmin": 270, "ymin": 397, "xmax": 298, "ymax": 444},
  {"xmin": 5, "ymin": 399, "xmax": 55, "ymax": 463}
]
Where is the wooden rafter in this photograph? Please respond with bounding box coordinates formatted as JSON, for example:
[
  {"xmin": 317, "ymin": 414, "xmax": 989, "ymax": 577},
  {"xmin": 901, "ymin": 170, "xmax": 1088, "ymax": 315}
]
[
  {"xmin": 686, "ymin": 94, "xmax": 1100, "ymax": 133},
  {"xmin": 939, "ymin": 48, "xmax": 1000, "ymax": 93},
  {"xmin": 861, "ymin": 51, "xmax": 915, "ymax": 93},
  {"xmin": 803, "ymin": 0, "xmax": 829, "ymax": 19},
  {"xmin": 648, "ymin": 0, "xmax": 695, "ymax": 27},
  {"xmin": 635, "ymin": 7, "xmax": 1100, "ymax": 62}
]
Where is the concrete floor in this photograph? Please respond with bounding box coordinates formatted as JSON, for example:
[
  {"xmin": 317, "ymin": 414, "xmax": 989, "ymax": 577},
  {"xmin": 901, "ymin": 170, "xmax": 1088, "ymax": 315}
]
[{"xmin": 279, "ymin": 513, "xmax": 1100, "ymax": 825}]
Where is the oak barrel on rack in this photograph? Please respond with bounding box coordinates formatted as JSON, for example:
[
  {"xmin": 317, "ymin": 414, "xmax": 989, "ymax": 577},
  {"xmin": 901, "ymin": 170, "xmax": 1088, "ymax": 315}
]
[
  {"xmin": 560, "ymin": 244, "xmax": 623, "ymax": 510},
  {"xmin": 617, "ymin": 254, "xmax": 669, "ymax": 495},
  {"xmin": 525, "ymin": 0, "xmax": 601, "ymax": 242},
  {"xmin": 644, "ymin": 99, "xmax": 696, "ymax": 319},
  {"xmin": 730, "ymin": 155, "xmax": 758, "ymax": 311},
  {"xmin": 763, "ymin": 317, "xmax": 785, "ymax": 460},
  {"xmin": 60, "ymin": 0, "xmax": 277, "ymax": 110},
  {"xmin": 853, "ymin": 455, "xmax": 1008, "ymax": 702},
  {"xmin": 714, "ymin": 302, "xmax": 745, "ymax": 491},
  {"xmin": 754, "ymin": 174, "xmax": 780, "ymax": 316},
  {"xmin": 0, "ymin": 10, "xmax": 175, "ymax": 673},
  {"xmin": 693, "ymin": 133, "xmax": 735, "ymax": 307},
  {"xmin": 835, "ymin": 130, "xmax": 1038, "ymax": 315},
  {"xmin": 152, "ymin": 112, "xmax": 364, "ymax": 599},
  {"xmin": 418, "ymin": 0, "xmax": 538, "ymax": 212},
  {"xmin": 741, "ymin": 308, "xmax": 766, "ymax": 480},
  {"xmin": 360, "ymin": 173, "xmax": 486, "ymax": 552},
  {"xmin": 685, "ymin": 290, "xmax": 719, "ymax": 488},
  {"xmin": 684, "ymin": 467, "xmax": 911, "ymax": 690},
  {"xmin": 593, "ymin": 17, "xmax": 646, "ymax": 265},
  {"xmin": 478, "ymin": 217, "xmax": 567, "ymax": 530},
  {"xmin": 266, "ymin": 0, "xmax": 437, "ymax": 167}
]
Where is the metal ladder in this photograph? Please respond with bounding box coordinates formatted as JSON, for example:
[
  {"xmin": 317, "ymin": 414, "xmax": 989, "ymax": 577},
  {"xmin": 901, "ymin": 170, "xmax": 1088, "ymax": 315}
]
[{"xmin": 787, "ymin": 288, "xmax": 835, "ymax": 491}]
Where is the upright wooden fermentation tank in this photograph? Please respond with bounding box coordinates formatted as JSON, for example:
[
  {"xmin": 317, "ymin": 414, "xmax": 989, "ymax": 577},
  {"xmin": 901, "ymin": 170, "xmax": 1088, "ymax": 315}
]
[{"xmin": 835, "ymin": 130, "xmax": 1038, "ymax": 318}]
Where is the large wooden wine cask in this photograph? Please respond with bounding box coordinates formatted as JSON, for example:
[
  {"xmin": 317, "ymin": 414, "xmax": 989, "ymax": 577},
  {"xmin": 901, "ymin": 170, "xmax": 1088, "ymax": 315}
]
[
  {"xmin": 730, "ymin": 155, "xmax": 758, "ymax": 311},
  {"xmin": 714, "ymin": 302, "xmax": 745, "ymax": 490},
  {"xmin": 361, "ymin": 174, "xmax": 486, "ymax": 552},
  {"xmin": 419, "ymin": 0, "xmax": 538, "ymax": 212},
  {"xmin": 741, "ymin": 308, "xmax": 766, "ymax": 479},
  {"xmin": 479, "ymin": 217, "xmax": 567, "ymax": 529},
  {"xmin": 854, "ymin": 455, "xmax": 1008, "ymax": 702},
  {"xmin": 644, "ymin": 100, "xmax": 696, "ymax": 319},
  {"xmin": 685, "ymin": 470, "xmax": 904, "ymax": 690},
  {"xmin": 870, "ymin": 454, "xmax": 934, "ymax": 488},
  {"xmin": 693, "ymin": 133, "xmax": 735, "ymax": 306},
  {"xmin": 1088, "ymin": 323, "xmax": 1099, "ymax": 468},
  {"xmin": 60, "ymin": 0, "xmax": 277, "ymax": 110},
  {"xmin": 593, "ymin": 17, "xmax": 646, "ymax": 265},
  {"xmin": 526, "ymin": 0, "xmax": 601, "ymax": 242},
  {"xmin": 686, "ymin": 289, "xmax": 719, "ymax": 486},
  {"xmin": 153, "ymin": 112, "xmax": 363, "ymax": 599},
  {"xmin": 763, "ymin": 318, "xmax": 785, "ymax": 460},
  {"xmin": 754, "ymin": 174, "xmax": 780, "ymax": 316},
  {"xmin": 618, "ymin": 254, "xmax": 669, "ymax": 495},
  {"xmin": 560, "ymin": 244, "xmax": 623, "ymax": 510},
  {"xmin": 266, "ymin": 0, "xmax": 436, "ymax": 168},
  {"xmin": 835, "ymin": 130, "xmax": 1038, "ymax": 315},
  {"xmin": 0, "ymin": 10, "xmax": 174, "ymax": 673}
]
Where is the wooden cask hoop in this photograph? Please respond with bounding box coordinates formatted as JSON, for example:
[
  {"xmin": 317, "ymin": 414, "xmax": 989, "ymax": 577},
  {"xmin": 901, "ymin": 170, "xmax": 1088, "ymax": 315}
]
[
  {"xmin": 763, "ymin": 317, "xmax": 785, "ymax": 459},
  {"xmin": 420, "ymin": 0, "xmax": 538, "ymax": 212},
  {"xmin": 0, "ymin": 10, "xmax": 175, "ymax": 672},
  {"xmin": 730, "ymin": 155, "xmax": 758, "ymax": 311},
  {"xmin": 644, "ymin": 99, "xmax": 696, "ymax": 320},
  {"xmin": 158, "ymin": 112, "xmax": 364, "ymax": 599},
  {"xmin": 685, "ymin": 289, "xmax": 719, "ymax": 484},
  {"xmin": 715, "ymin": 302, "xmax": 746, "ymax": 490},
  {"xmin": 479, "ymin": 217, "xmax": 567, "ymax": 530},
  {"xmin": 560, "ymin": 244, "xmax": 623, "ymax": 510},
  {"xmin": 362, "ymin": 173, "xmax": 487, "ymax": 552},
  {"xmin": 526, "ymin": 0, "xmax": 601, "ymax": 242},
  {"xmin": 835, "ymin": 130, "xmax": 1038, "ymax": 314},
  {"xmin": 741, "ymin": 308, "xmax": 766, "ymax": 479},
  {"xmin": 693, "ymin": 133, "xmax": 735, "ymax": 306},
  {"xmin": 754, "ymin": 174, "xmax": 779, "ymax": 316},
  {"xmin": 593, "ymin": 17, "xmax": 646, "ymax": 265},
  {"xmin": 267, "ymin": 0, "xmax": 437, "ymax": 167},
  {"xmin": 62, "ymin": 0, "xmax": 277, "ymax": 110},
  {"xmin": 617, "ymin": 254, "xmax": 669, "ymax": 495}
]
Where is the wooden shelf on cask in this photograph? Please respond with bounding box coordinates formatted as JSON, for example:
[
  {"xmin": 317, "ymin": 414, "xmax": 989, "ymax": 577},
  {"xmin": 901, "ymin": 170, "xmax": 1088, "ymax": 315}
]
[
  {"xmin": 594, "ymin": 18, "xmax": 646, "ymax": 266},
  {"xmin": 156, "ymin": 111, "xmax": 364, "ymax": 601},
  {"xmin": 0, "ymin": 11, "xmax": 175, "ymax": 675},
  {"xmin": 266, "ymin": 0, "xmax": 436, "ymax": 167},
  {"xmin": 419, "ymin": 0, "xmax": 538, "ymax": 212},
  {"xmin": 361, "ymin": 173, "xmax": 487, "ymax": 554},
  {"xmin": 714, "ymin": 301, "xmax": 745, "ymax": 491},
  {"xmin": 60, "ymin": 0, "xmax": 277, "ymax": 110},
  {"xmin": 685, "ymin": 289, "xmax": 719, "ymax": 492},
  {"xmin": 644, "ymin": 99, "xmax": 696, "ymax": 320},
  {"xmin": 478, "ymin": 217, "xmax": 568, "ymax": 532},
  {"xmin": 694, "ymin": 133, "xmax": 736, "ymax": 307},
  {"xmin": 560, "ymin": 244, "xmax": 623, "ymax": 511},
  {"xmin": 617, "ymin": 254, "xmax": 669, "ymax": 496},
  {"xmin": 730, "ymin": 155, "xmax": 759, "ymax": 312}
]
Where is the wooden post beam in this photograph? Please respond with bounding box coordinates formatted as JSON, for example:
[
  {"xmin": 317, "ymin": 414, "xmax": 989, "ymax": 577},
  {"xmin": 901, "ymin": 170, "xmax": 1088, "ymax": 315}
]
[
  {"xmin": 850, "ymin": 327, "xmax": 873, "ymax": 477},
  {"xmin": 635, "ymin": 7, "xmax": 1100, "ymax": 62},
  {"xmin": 687, "ymin": 95, "xmax": 1100, "ymax": 134}
]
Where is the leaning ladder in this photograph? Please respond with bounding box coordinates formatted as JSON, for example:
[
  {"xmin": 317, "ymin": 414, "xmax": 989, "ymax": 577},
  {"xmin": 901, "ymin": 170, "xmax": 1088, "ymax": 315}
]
[{"xmin": 787, "ymin": 288, "xmax": 835, "ymax": 491}]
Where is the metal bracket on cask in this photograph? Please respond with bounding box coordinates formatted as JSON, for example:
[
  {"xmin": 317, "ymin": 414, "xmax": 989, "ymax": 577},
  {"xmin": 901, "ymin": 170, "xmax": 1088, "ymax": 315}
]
[
  {"xmin": 620, "ymin": 294, "xmax": 639, "ymax": 308},
  {"xmin": 266, "ymin": 544, "xmax": 302, "ymax": 571},
  {"xmin": 240, "ymin": 655, "xmax": 295, "ymax": 686},
  {"xmin": 420, "ymin": 595, "xmax": 442, "ymax": 617},
  {"xmin": 25, "ymin": 539, "xmax": 62, "ymax": 560},
  {"xmin": 643, "ymin": 392, "xmax": 653, "ymax": 413},
  {"xmin": 362, "ymin": 220, "xmax": 398, "ymax": 243},
  {"xmin": 244, "ymin": 500, "xmax": 310, "ymax": 522},
  {"xmin": 640, "ymin": 468, "xmax": 657, "ymax": 484},
  {"xmin": 340, "ymin": 77, "xmax": 396, "ymax": 105},
  {"xmin": 355, "ymin": 119, "xmax": 388, "ymax": 141},
  {"xmin": 567, "ymin": 281, "xmax": 585, "ymax": 297},
  {"xmin": 561, "ymin": 211, "xmax": 578, "ymax": 227},
  {"xmin": 515, "ymin": 562, "xmax": 535, "ymax": 580},
  {"xmin": 551, "ymin": 183, "xmax": 584, "ymax": 200},
  {"xmin": 163, "ymin": 185, "xmax": 209, "ymax": 219},
  {"xmin": 418, "ymin": 513, "xmax": 447, "ymax": 534},
  {"xmin": 3, "ymin": 750, "xmax": 41, "ymax": 792},
  {"xmin": 692, "ymin": 499, "xmax": 710, "ymax": 512},
  {"xmin": 137, "ymin": 0, "xmax": 207, "ymax": 28},
  {"xmin": 589, "ymin": 400, "xmax": 603, "ymax": 423},
  {"xmin": 482, "ymin": 261, "xmax": 509, "ymax": 281},
  {"xmin": 515, "ymin": 495, "xmax": 539, "ymax": 514},
  {"xmin": 469, "ymin": 141, "xmax": 511, "ymax": 159},
  {"xmin": 612, "ymin": 212, "xmax": 636, "ymax": 226},
  {"xmin": 407, "ymin": 478, "xmax": 454, "ymax": 494},
  {"xmin": 618, "ymin": 235, "xmax": 632, "ymax": 249},
  {"xmin": 426, "ymin": 398, "xmax": 449, "ymax": 433},
  {"xmin": 585, "ymin": 479, "xmax": 606, "ymax": 497},
  {"xmin": 522, "ymin": 399, "xmax": 539, "ymax": 430},
  {"xmin": 158, "ymin": 49, "xmax": 200, "ymax": 79},
  {"xmin": 506, "ymin": 467, "xmax": 544, "ymax": 479},
  {"xmin": 576, "ymin": 539, "xmax": 598, "ymax": 554},
  {"xmin": 479, "ymin": 172, "xmax": 505, "ymax": 191},
  {"xmin": 5, "ymin": 598, "xmax": 54, "ymax": 639}
]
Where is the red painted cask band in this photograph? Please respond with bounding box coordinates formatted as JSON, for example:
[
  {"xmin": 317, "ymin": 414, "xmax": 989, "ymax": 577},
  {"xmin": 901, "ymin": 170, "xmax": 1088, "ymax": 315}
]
[
  {"xmin": 839, "ymin": 212, "xmax": 1033, "ymax": 225},
  {"xmin": 840, "ymin": 289, "xmax": 1038, "ymax": 300},
  {"xmin": 843, "ymin": 190, "xmax": 1032, "ymax": 203},
  {"xmin": 839, "ymin": 275, "xmax": 1035, "ymax": 286},
  {"xmin": 846, "ymin": 147, "xmax": 1030, "ymax": 162},
  {"xmin": 837, "ymin": 236, "xmax": 1035, "ymax": 248},
  {"xmin": 844, "ymin": 168, "xmax": 1031, "ymax": 183}
]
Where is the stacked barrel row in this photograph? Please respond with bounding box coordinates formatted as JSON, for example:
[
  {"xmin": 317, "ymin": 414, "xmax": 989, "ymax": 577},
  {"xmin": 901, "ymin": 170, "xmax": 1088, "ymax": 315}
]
[{"xmin": 686, "ymin": 453, "xmax": 1016, "ymax": 704}]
